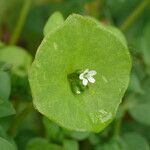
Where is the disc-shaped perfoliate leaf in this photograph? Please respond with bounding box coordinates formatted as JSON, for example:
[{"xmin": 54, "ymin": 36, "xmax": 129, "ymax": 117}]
[{"xmin": 29, "ymin": 14, "xmax": 131, "ymax": 132}]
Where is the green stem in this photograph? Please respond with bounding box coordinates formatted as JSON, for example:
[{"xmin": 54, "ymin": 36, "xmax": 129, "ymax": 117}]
[
  {"xmin": 7, "ymin": 102, "xmax": 33, "ymax": 137},
  {"xmin": 9, "ymin": 0, "xmax": 32, "ymax": 45},
  {"xmin": 113, "ymin": 117, "xmax": 122, "ymax": 137},
  {"xmin": 120, "ymin": 0, "xmax": 150, "ymax": 32},
  {"xmin": 113, "ymin": 104, "xmax": 127, "ymax": 137}
]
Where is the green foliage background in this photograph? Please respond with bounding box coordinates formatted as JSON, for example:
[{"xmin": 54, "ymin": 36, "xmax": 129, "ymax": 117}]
[{"xmin": 0, "ymin": 0, "xmax": 150, "ymax": 150}]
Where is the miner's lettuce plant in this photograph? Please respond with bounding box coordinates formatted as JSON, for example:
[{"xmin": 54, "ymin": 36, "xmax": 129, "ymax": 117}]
[
  {"xmin": 29, "ymin": 14, "xmax": 131, "ymax": 132},
  {"xmin": 0, "ymin": 0, "xmax": 150, "ymax": 149}
]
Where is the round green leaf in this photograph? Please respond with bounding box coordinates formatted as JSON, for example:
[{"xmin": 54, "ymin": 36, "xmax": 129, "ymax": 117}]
[
  {"xmin": 0, "ymin": 46, "xmax": 32, "ymax": 76},
  {"xmin": 26, "ymin": 138, "xmax": 64, "ymax": 150},
  {"xmin": 100, "ymin": 137, "xmax": 126, "ymax": 150},
  {"xmin": 0, "ymin": 98, "xmax": 15, "ymax": 118},
  {"xmin": 0, "ymin": 137, "xmax": 16, "ymax": 150},
  {"xmin": 29, "ymin": 14, "xmax": 131, "ymax": 132},
  {"xmin": 43, "ymin": 117, "xmax": 61, "ymax": 142},
  {"xmin": 128, "ymin": 78, "xmax": 150, "ymax": 125},
  {"xmin": 0, "ymin": 71, "xmax": 11, "ymax": 100},
  {"xmin": 128, "ymin": 72, "xmax": 144, "ymax": 94},
  {"xmin": 63, "ymin": 139, "xmax": 79, "ymax": 150},
  {"xmin": 123, "ymin": 133, "xmax": 149, "ymax": 150},
  {"xmin": 129, "ymin": 102, "xmax": 150, "ymax": 125},
  {"xmin": 44, "ymin": 11, "xmax": 64, "ymax": 36}
]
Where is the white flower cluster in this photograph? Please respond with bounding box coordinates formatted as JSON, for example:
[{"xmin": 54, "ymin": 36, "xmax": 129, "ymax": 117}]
[{"xmin": 79, "ymin": 69, "xmax": 97, "ymax": 86}]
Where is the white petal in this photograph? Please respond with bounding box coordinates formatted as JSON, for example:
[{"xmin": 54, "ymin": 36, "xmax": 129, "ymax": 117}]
[
  {"xmin": 88, "ymin": 70, "xmax": 97, "ymax": 76},
  {"xmin": 79, "ymin": 73, "xmax": 84, "ymax": 80},
  {"xmin": 83, "ymin": 69, "xmax": 89, "ymax": 74},
  {"xmin": 82, "ymin": 79, "xmax": 88, "ymax": 86},
  {"xmin": 88, "ymin": 76, "xmax": 96, "ymax": 83}
]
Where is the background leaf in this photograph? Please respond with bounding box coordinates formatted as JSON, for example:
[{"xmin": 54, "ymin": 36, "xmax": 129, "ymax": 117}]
[
  {"xmin": 26, "ymin": 137, "xmax": 64, "ymax": 150},
  {"xmin": 0, "ymin": 46, "xmax": 32, "ymax": 76},
  {"xmin": 63, "ymin": 139, "xmax": 79, "ymax": 150},
  {"xmin": 0, "ymin": 137, "xmax": 16, "ymax": 150},
  {"xmin": 129, "ymin": 102, "xmax": 150, "ymax": 125},
  {"xmin": 142, "ymin": 22, "xmax": 150, "ymax": 65},
  {"xmin": 128, "ymin": 78, "xmax": 150, "ymax": 125},
  {"xmin": 123, "ymin": 132, "xmax": 149, "ymax": 150},
  {"xmin": 43, "ymin": 11, "xmax": 64, "ymax": 36},
  {"xmin": 0, "ymin": 99, "xmax": 15, "ymax": 118},
  {"xmin": 0, "ymin": 71, "xmax": 11, "ymax": 100}
]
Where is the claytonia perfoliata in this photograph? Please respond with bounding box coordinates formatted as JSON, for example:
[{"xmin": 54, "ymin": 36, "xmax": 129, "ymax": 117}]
[{"xmin": 79, "ymin": 69, "xmax": 97, "ymax": 86}]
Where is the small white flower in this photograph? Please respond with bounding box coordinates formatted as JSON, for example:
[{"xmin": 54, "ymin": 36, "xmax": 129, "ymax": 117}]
[{"xmin": 79, "ymin": 69, "xmax": 97, "ymax": 86}]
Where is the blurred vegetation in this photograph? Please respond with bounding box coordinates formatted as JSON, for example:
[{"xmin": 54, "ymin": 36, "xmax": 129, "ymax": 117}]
[{"xmin": 0, "ymin": 0, "xmax": 150, "ymax": 150}]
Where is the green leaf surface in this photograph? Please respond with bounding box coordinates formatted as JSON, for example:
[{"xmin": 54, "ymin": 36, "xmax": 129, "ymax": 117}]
[
  {"xmin": 96, "ymin": 133, "xmax": 149, "ymax": 150},
  {"xmin": 15, "ymin": 129, "xmax": 38, "ymax": 150},
  {"xmin": 26, "ymin": 138, "xmax": 64, "ymax": 150},
  {"xmin": 0, "ymin": 46, "xmax": 32, "ymax": 76},
  {"xmin": 0, "ymin": 71, "xmax": 11, "ymax": 100},
  {"xmin": 128, "ymin": 72, "xmax": 144, "ymax": 94},
  {"xmin": 84, "ymin": 17, "xmax": 127, "ymax": 48},
  {"xmin": 63, "ymin": 130, "xmax": 90, "ymax": 141},
  {"xmin": 44, "ymin": 11, "xmax": 64, "ymax": 36},
  {"xmin": 43, "ymin": 117, "xmax": 62, "ymax": 142},
  {"xmin": 106, "ymin": 25, "xmax": 127, "ymax": 48},
  {"xmin": 63, "ymin": 139, "xmax": 79, "ymax": 150},
  {"xmin": 88, "ymin": 134, "xmax": 100, "ymax": 145},
  {"xmin": 98, "ymin": 137, "xmax": 126, "ymax": 150},
  {"xmin": 129, "ymin": 102, "xmax": 150, "ymax": 125},
  {"xmin": 123, "ymin": 132, "xmax": 149, "ymax": 150},
  {"xmin": 43, "ymin": 116, "xmax": 89, "ymax": 141},
  {"xmin": 142, "ymin": 22, "xmax": 150, "ymax": 65},
  {"xmin": 29, "ymin": 14, "xmax": 131, "ymax": 132},
  {"xmin": 0, "ymin": 116, "xmax": 14, "ymax": 131},
  {"xmin": 0, "ymin": 98, "xmax": 15, "ymax": 118},
  {"xmin": 128, "ymin": 78, "xmax": 150, "ymax": 125},
  {"xmin": 0, "ymin": 125, "xmax": 8, "ymax": 139},
  {"xmin": 0, "ymin": 137, "xmax": 16, "ymax": 150}
]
